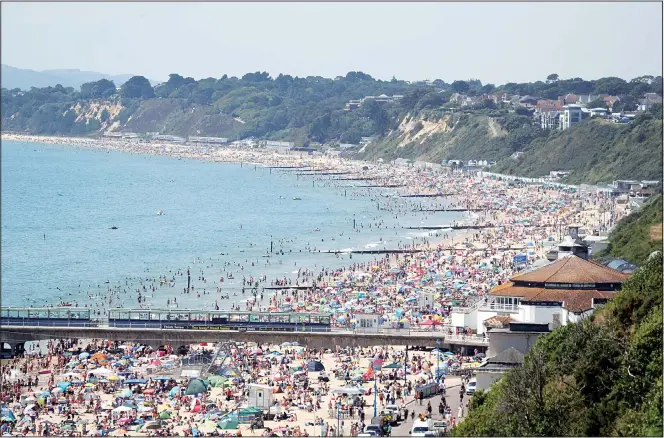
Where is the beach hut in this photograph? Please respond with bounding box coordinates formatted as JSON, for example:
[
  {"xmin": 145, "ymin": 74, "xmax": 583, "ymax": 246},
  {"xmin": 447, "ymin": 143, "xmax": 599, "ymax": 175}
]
[{"xmin": 247, "ymin": 383, "xmax": 273, "ymax": 409}]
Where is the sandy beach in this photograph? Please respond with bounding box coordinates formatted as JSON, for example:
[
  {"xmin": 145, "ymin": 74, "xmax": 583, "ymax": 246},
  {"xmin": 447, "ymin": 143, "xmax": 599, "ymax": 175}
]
[{"xmin": 1, "ymin": 132, "xmax": 631, "ymax": 437}]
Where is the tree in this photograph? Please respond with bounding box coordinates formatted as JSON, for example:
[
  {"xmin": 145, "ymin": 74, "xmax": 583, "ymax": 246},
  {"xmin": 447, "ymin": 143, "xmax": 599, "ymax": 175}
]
[
  {"xmin": 481, "ymin": 84, "xmax": 496, "ymax": 94},
  {"xmin": 100, "ymin": 109, "xmax": 110, "ymax": 123},
  {"xmin": 546, "ymin": 73, "xmax": 559, "ymax": 83},
  {"xmin": 588, "ymin": 98, "xmax": 608, "ymax": 109},
  {"xmin": 612, "ymin": 95, "xmax": 637, "ymax": 112},
  {"xmin": 593, "ymin": 77, "xmax": 629, "ymax": 95},
  {"xmin": 481, "ymin": 99, "xmax": 497, "ymax": 110},
  {"xmin": 91, "ymin": 79, "xmax": 116, "ymax": 99},
  {"xmin": 120, "ymin": 76, "xmax": 155, "ymax": 99},
  {"xmin": 451, "ymin": 80, "xmax": 470, "ymax": 94}
]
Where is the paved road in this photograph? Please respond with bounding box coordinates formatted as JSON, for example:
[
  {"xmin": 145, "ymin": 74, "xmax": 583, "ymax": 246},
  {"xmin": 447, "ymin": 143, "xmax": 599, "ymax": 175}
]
[{"xmin": 390, "ymin": 377, "xmax": 470, "ymax": 436}]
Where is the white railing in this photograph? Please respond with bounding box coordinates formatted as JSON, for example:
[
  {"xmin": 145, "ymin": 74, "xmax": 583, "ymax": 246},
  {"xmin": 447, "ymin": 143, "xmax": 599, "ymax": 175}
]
[
  {"xmin": 452, "ymin": 298, "xmax": 487, "ymax": 314},
  {"xmin": 479, "ymin": 302, "xmax": 520, "ymax": 312},
  {"xmin": 445, "ymin": 334, "xmax": 489, "ymax": 344}
]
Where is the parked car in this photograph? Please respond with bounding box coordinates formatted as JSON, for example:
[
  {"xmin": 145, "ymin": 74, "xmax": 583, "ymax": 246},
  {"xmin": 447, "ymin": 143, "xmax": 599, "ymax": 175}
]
[{"xmin": 466, "ymin": 378, "xmax": 477, "ymax": 396}]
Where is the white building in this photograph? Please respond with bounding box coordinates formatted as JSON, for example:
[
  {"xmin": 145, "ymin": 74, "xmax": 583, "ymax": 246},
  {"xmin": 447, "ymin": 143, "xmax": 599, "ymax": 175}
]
[
  {"xmin": 589, "ymin": 108, "xmax": 609, "ymax": 118},
  {"xmin": 188, "ymin": 136, "xmax": 229, "ymax": 144},
  {"xmin": 262, "ymin": 140, "xmax": 294, "ymax": 149},
  {"xmin": 559, "ymin": 104, "xmax": 583, "ymax": 130},
  {"xmin": 353, "ymin": 312, "xmax": 381, "ymax": 332},
  {"xmin": 450, "ymin": 238, "xmax": 628, "ymax": 336}
]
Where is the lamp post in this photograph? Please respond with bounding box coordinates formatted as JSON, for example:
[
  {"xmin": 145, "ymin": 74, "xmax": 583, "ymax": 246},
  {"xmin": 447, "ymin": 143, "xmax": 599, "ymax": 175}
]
[
  {"xmin": 373, "ymin": 369, "xmax": 378, "ymax": 418},
  {"xmin": 436, "ymin": 339, "xmax": 441, "ymax": 387},
  {"xmin": 404, "ymin": 345, "xmax": 408, "ymax": 387},
  {"xmin": 336, "ymin": 401, "xmax": 341, "ymax": 437}
]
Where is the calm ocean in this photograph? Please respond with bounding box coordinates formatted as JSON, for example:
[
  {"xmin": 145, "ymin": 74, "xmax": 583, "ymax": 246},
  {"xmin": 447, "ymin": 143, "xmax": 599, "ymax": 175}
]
[{"xmin": 1, "ymin": 140, "xmax": 464, "ymax": 309}]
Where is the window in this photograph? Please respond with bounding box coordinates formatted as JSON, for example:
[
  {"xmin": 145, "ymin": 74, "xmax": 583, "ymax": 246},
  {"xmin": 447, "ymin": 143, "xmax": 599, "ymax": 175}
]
[
  {"xmin": 230, "ymin": 313, "xmax": 249, "ymax": 322},
  {"xmin": 269, "ymin": 314, "xmax": 290, "ymax": 323}
]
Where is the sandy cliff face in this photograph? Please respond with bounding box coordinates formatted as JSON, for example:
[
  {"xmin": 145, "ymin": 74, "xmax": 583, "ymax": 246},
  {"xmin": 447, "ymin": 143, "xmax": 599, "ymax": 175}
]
[
  {"xmin": 67, "ymin": 101, "xmax": 124, "ymax": 131},
  {"xmin": 395, "ymin": 113, "xmax": 456, "ymax": 148},
  {"xmin": 360, "ymin": 111, "xmax": 502, "ymax": 162}
]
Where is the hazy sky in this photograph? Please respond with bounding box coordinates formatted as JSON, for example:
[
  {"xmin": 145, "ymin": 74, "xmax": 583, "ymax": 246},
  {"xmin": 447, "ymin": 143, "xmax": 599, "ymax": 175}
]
[{"xmin": 2, "ymin": 2, "xmax": 662, "ymax": 85}]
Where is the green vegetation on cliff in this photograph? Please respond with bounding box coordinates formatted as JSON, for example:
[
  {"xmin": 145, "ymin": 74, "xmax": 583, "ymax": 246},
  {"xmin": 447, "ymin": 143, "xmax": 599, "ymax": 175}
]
[
  {"xmin": 453, "ymin": 252, "xmax": 663, "ymax": 437},
  {"xmin": 2, "ymin": 73, "xmax": 662, "ymax": 184},
  {"xmin": 492, "ymin": 116, "xmax": 663, "ymax": 184},
  {"xmin": 595, "ymin": 195, "xmax": 663, "ymax": 265}
]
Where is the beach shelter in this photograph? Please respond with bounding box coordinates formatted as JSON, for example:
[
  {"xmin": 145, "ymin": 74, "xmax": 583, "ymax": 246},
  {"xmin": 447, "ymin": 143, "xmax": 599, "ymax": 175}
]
[
  {"xmin": 217, "ymin": 366, "xmax": 240, "ymax": 378},
  {"xmin": 0, "ymin": 408, "xmax": 16, "ymax": 422},
  {"xmin": 218, "ymin": 414, "xmax": 239, "ymax": 430},
  {"xmin": 190, "ymin": 398, "xmax": 203, "ymax": 413},
  {"xmin": 184, "ymin": 378, "xmax": 208, "ymax": 396},
  {"xmin": 237, "ymin": 407, "xmax": 262, "ymax": 424},
  {"xmin": 383, "ymin": 362, "xmax": 401, "ymax": 369},
  {"xmin": 306, "ymin": 361, "xmax": 325, "ymax": 372},
  {"xmin": 168, "ymin": 386, "xmax": 182, "ymax": 398}
]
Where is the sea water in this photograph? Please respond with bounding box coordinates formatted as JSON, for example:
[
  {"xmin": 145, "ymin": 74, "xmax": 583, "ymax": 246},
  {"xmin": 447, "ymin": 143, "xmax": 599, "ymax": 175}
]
[{"xmin": 1, "ymin": 141, "xmax": 465, "ymax": 309}]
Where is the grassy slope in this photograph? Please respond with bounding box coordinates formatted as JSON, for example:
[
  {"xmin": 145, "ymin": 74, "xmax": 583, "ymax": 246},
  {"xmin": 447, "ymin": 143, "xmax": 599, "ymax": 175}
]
[
  {"xmin": 595, "ymin": 195, "xmax": 663, "ymax": 265},
  {"xmin": 493, "ymin": 118, "xmax": 663, "ymax": 184},
  {"xmin": 120, "ymin": 99, "xmax": 244, "ymax": 138}
]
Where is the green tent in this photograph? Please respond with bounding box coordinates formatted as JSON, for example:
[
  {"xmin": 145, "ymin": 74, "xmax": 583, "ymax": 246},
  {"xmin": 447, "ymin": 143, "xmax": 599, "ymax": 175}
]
[
  {"xmin": 159, "ymin": 411, "xmax": 172, "ymax": 420},
  {"xmin": 383, "ymin": 362, "xmax": 401, "ymax": 369},
  {"xmin": 208, "ymin": 376, "xmax": 227, "ymax": 388},
  {"xmin": 184, "ymin": 378, "xmax": 208, "ymax": 396}
]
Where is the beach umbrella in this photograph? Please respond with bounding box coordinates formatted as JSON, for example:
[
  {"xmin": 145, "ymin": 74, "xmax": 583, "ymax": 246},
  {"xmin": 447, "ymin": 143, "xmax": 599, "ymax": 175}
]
[
  {"xmin": 79, "ymin": 352, "xmax": 90, "ymax": 359},
  {"xmin": 57, "ymin": 382, "xmax": 71, "ymax": 390},
  {"xmin": 199, "ymin": 421, "xmax": 218, "ymax": 434}
]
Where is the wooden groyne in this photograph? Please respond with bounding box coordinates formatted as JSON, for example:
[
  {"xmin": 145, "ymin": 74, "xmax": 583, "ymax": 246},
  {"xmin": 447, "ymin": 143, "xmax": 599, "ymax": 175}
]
[
  {"xmin": 400, "ymin": 193, "xmax": 454, "ymax": 198},
  {"xmin": 359, "ymin": 184, "xmax": 405, "ymax": 188},
  {"xmin": 404, "ymin": 224, "xmax": 536, "ymax": 230},
  {"xmin": 296, "ymin": 171, "xmax": 351, "ymax": 176},
  {"xmin": 413, "ymin": 208, "xmax": 491, "ymax": 212},
  {"xmin": 333, "ymin": 177, "xmax": 379, "ymax": 181},
  {"xmin": 404, "ymin": 225, "xmax": 492, "ymax": 230},
  {"xmin": 325, "ymin": 249, "xmax": 425, "ymax": 255},
  {"xmin": 263, "ymin": 285, "xmax": 314, "ymax": 290}
]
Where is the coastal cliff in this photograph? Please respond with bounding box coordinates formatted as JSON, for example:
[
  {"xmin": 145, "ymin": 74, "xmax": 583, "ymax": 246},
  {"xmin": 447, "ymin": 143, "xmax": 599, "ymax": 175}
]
[{"xmin": 2, "ymin": 73, "xmax": 662, "ymax": 184}]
